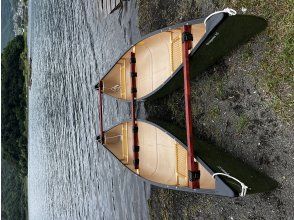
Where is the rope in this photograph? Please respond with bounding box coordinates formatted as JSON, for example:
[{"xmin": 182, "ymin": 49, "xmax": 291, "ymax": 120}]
[
  {"xmin": 212, "ymin": 172, "xmax": 248, "ymax": 197},
  {"xmin": 204, "ymin": 8, "xmax": 237, "ymax": 26}
]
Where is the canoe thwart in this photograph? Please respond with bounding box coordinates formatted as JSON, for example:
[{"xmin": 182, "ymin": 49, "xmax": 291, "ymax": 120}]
[
  {"xmin": 97, "ymin": 81, "xmax": 104, "ymax": 144},
  {"xmin": 182, "ymin": 25, "xmax": 200, "ymax": 189},
  {"xmin": 130, "ymin": 52, "xmax": 139, "ymax": 171}
]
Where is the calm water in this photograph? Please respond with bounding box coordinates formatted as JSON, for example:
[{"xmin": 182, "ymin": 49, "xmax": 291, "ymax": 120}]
[
  {"xmin": 1, "ymin": 0, "xmax": 15, "ymax": 49},
  {"xmin": 28, "ymin": 0, "xmax": 150, "ymax": 219}
]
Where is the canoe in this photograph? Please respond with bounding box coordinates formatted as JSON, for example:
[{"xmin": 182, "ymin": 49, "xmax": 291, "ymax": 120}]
[
  {"xmin": 98, "ymin": 119, "xmax": 278, "ymax": 197},
  {"xmin": 95, "ymin": 11, "xmax": 267, "ymax": 101},
  {"xmin": 95, "ymin": 9, "xmax": 276, "ymax": 197}
]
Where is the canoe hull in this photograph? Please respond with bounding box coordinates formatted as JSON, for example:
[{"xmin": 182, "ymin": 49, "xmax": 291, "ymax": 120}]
[
  {"xmin": 146, "ymin": 118, "xmax": 279, "ymax": 194},
  {"xmin": 145, "ymin": 15, "xmax": 267, "ymax": 101},
  {"xmin": 98, "ymin": 119, "xmax": 278, "ymax": 197}
]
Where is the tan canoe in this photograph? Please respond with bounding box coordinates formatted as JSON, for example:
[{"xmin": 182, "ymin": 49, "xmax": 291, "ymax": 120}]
[
  {"xmin": 98, "ymin": 119, "xmax": 279, "ymax": 197},
  {"xmin": 99, "ymin": 17, "xmax": 211, "ymax": 100}
]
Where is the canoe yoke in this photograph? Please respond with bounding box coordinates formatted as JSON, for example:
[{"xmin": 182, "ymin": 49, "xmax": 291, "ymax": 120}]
[{"xmin": 182, "ymin": 25, "xmax": 200, "ymax": 189}]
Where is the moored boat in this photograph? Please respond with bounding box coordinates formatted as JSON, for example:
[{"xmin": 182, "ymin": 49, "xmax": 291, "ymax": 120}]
[
  {"xmin": 94, "ymin": 9, "xmax": 276, "ymax": 197},
  {"xmin": 97, "ymin": 119, "xmax": 278, "ymax": 197},
  {"xmin": 95, "ymin": 9, "xmax": 267, "ymax": 101}
]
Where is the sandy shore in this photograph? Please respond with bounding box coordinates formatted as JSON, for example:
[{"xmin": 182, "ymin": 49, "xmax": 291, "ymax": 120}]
[{"xmin": 137, "ymin": 0, "xmax": 294, "ymax": 219}]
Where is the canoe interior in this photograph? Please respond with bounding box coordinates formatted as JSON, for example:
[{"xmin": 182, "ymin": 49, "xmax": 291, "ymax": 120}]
[
  {"xmin": 102, "ymin": 23, "xmax": 206, "ymax": 100},
  {"xmin": 147, "ymin": 118, "xmax": 279, "ymax": 194},
  {"xmin": 104, "ymin": 121, "xmax": 216, "ymax": 189}
]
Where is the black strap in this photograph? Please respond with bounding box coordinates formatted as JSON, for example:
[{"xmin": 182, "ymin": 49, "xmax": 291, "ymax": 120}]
[
  {"xmin": 130, "ymin": 57, "xmax": 136, "ymax": 63},
  {"xmin": 133, "ymin": 145, "xmax": 140, "ymax": 152},
  {"xmin": 130, "ymin": 72, "xmax": 137, "ymax": 77},
  {"xmin": 95, "ymin": 82, "xmax": 103, "ymax": 90},
  {"xmin": 182, "ymin": 32, "xmax": 193, "ymax": 42},
  {"xmin": 131, "ymin": 87, "xmax": 137, "ymax": 94},
  {"xmin": 188, "ymin": 170, "xmax": 200, "ymax": 181},
  {"xmin": 132, "ymin": 125, "xmax": 138, "ymax": 133},
  {"xmin": 133, "ymin": 158, "xmax": 139, "ymax": 166},
  {"xmin": 96, "ymin": 135, "xmax": 105, "ymax": 144}
]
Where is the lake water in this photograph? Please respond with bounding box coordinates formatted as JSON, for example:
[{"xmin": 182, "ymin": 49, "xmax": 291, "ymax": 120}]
[
  {"xmin": 27, "ymin": 0, "xmax": 150, "ymax": 219},
  {"xmin": 1, "ymin": 0, "xmax": 15, "ymax": 50}
]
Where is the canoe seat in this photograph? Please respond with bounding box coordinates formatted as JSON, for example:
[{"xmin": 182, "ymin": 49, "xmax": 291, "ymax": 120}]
[
  {"xmin": 170, "ymin": 32, "xmax": 183, "ymax": 72},
  {"xmin": 104, "ymin": 135, "xmax": 122, "ymax": 144},
  {"xmin": 175, "ymin": 143, "xmax": 188, "ymax": 186},
  {"xmin": 121, "ymin": 123, "xmax": 129, "ymax": 163}
]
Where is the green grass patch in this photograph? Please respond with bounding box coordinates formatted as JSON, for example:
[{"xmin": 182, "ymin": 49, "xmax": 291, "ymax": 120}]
[
  {"xmin": 237, "ymin": 114, "xmax": 250, "ymax": 132},
  {"xmin": 223, "ymin": 0, "xmax": 294, "ymax": 122},
  {"xmin": 209, "ymin": 106, "xmax": 221, "ymax": 119}
]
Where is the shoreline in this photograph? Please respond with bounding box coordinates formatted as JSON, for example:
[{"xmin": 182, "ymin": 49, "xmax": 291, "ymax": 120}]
[
  {"xmin": 137, "ymin": 0, "xmax": 293, "ymax": 219},
  {"xmin": 20, "ymin": 0, "xmax": 30, "ymax": 218}
]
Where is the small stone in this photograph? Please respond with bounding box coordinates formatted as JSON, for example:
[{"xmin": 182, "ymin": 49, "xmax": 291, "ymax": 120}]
[{"xmin": 241, "ymin": 7, "xmax": 247, "ymax": 13}]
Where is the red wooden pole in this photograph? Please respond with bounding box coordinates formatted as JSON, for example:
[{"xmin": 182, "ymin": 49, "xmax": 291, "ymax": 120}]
[
  {"xmin": 98, "ymin": 81, "xmax": 104, "ymax": 144},
  {"xmin": 182, "ymin": 25, "xmax": 200, "ymax": 188},
  {"xmin": 130, "ymin": 52, "xmax": 139, "ymax": 171}
]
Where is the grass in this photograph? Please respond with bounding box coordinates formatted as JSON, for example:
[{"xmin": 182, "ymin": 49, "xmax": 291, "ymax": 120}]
[
  {"xmin": 148, "ymin": 189, "xmax": 174, "ymax": 220},
  {"xmin": 221, "ymin": 0, "xmax": 294, "ymax": 122},
  {"xmin": 237, "ymin": 114, "xmax": 250, "ymax": 132},
  {"xmin": 209, "ymin": 106, "xmax": 221, "ymax": 119},
  {"xmin": 139, "ymin": 0, "xmax": 293, "ymax": 123},
  {"xmin": 138, "ymin": 1, "xmax": 293, "ymax": 219}
]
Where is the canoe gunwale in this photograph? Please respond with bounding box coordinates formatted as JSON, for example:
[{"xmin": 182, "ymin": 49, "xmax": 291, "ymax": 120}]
[{"xmin": 99, "ymin": 119, "xmax": 237, "ymax": 197}]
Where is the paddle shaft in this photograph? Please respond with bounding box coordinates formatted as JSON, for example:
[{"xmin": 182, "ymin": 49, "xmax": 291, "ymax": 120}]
[{"xmin": 183, "ymin": 25, "xmax": 200, "ymax": 188}]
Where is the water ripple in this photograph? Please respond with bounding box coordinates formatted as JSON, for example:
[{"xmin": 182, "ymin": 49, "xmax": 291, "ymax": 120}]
[{"xmin": 28, "ymin": 0, "xmax": 149, "ymax": 219}]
